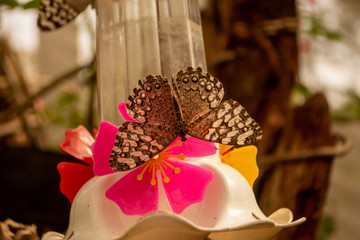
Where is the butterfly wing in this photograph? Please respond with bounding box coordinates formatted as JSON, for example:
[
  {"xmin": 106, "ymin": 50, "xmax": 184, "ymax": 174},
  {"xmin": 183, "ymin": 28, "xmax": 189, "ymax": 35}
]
[
  {"xmin": 188, "ymin": 99, "xmax": 263, "ymax": 146},
  {"xmin": 111, "ymin": 75, "xmax": 179, "ymax": 171},
  {"xmin": 173, "ymin": 67, "xmax": 262, "ymax": 146},
  {"xmin": 110, "ymin": 122, "xmax": 178, "ymax": 171},
  {"xmin": 38, "ymin": 0, "xmax": 91, "ymax": 31},
  {"xmin": 171, "ymin": 67, "xmax": 224, "ymax": 124},
  {"xmin": 126, "ymin": 75, "xmax": 178, "ymax": 128}
]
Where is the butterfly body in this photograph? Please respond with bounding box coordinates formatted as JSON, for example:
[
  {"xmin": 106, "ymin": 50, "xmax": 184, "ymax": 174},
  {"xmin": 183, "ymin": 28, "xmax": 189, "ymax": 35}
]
[
  {"xmin": 110, "ymin": 67, "xmax": 262, "ymax": 171},
  {"xmin": 173, "ymin": 97, "xmax": 188, "ymax": 142}
]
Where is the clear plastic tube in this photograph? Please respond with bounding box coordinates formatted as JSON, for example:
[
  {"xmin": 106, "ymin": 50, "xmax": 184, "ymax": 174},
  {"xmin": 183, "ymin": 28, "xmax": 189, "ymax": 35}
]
[{"xmin": 96, "ymin": 0, "xmax": 207, "ymax": 124}]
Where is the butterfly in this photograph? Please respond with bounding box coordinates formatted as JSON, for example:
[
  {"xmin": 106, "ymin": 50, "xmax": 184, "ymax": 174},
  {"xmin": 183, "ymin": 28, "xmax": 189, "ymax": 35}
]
[
  {"xmin": 110, "ymin": 67, "xmax": 263, "ymax": 171},
  {"xmin": 37, "ymin": 0, "xmax": 94, "ymax": 31}
]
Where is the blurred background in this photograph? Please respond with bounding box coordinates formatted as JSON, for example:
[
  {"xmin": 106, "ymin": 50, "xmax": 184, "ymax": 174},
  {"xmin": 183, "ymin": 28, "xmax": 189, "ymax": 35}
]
[{"xmin": 0, "ymin": 0, "xmax": 359, "ymax": 239}]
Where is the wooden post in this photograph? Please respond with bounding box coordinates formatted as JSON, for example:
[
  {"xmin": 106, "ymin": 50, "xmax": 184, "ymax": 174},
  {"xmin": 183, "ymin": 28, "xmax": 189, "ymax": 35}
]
[
  {"xmin": 257, "ymin": 94, "xmax": 335, "ymax": 240},
  {"xmin": 201, "ymin": 1, "xmax": 344, "ymax": 239}
]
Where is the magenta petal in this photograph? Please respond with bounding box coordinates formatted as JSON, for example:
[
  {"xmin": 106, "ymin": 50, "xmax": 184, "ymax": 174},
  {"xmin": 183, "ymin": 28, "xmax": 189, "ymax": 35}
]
[
  {"xmin": 118, "ymin": 102, "xmax": 137, "ymax": 122},
  {"xmin": 57, "ymin": 162, "xmax": 95, "ymax": 204},
  {"xmin": 60, "ymin": 125, "xmax": 94, "ymax": 166},
  {"xmin": 92, "ymin": 121, "xmax": 118, "ymax": 176},
  {"xmin": 163, "ymin": 161, "xmax": 214, "ymax": 214},
  {"xmin": 106, "ymin": 167, "xmax": 158, "ymax": 215},
  {"xmin": 168, "ymin": 136, "xmax": 217, "ymax": 157}
]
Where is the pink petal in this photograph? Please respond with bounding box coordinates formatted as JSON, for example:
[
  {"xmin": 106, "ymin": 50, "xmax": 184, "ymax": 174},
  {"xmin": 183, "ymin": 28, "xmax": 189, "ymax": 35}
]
[
  {"xmin": 106, "ymin": 167, "xmax": 158, "ymax": 215},
  {"xmin": 168, "ymin": 136, "xmax": 217, "ymax": 157},
  {"xmin": 57, "ymin": 162, "xmax": 94, "ymax": 204},
  {"xmin": 118, "ymin": 102, "xmax": 137, "ymax": 122},
  {"xmin": 60, "ymin": 125, "xmax": 94, "ymax": 166},
  {"xmin": 162, "ymin": 161, "xmax": 214, "ymax": 214},
  {"xmin": 92, "ymin": 121, "xmax": 118, "ymax": 176}
]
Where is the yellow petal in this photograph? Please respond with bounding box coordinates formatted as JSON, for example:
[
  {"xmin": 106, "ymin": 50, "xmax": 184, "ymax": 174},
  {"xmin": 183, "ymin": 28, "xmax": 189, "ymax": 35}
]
[
  {"xmin": 219, "ymin": 144, "xmax": 259, "ymax": 189},
  {"xmin": 219, "ymin": 144, "xmax": 234, "ymax": 156}
]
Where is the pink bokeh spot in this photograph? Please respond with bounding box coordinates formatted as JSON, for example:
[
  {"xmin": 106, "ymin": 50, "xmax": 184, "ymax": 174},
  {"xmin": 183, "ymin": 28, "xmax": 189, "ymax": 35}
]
[
  {"xmin": 92, "ymin": 121, "xmax": 118, "ymax": 176},
  {"xmin": 163, "ymin": 161, "xmax": 214, "ymax": 214},
  {"xmin": 106, "ymin": 166, "xmax": 158, "ymax": 215}
]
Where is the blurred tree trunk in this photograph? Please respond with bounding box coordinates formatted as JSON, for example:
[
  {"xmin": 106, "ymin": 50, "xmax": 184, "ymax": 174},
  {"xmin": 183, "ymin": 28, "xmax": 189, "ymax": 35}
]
[
  {"xmin": 202, "ymin": 0, "xmax": 298, "ymax": 154},
  {"xmin": 202, "ymin": 1, "xmax": 335, "ymax": 240}
]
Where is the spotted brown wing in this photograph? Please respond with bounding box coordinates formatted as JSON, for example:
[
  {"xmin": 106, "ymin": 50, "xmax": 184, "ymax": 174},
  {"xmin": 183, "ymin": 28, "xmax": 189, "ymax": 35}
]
[
  {"xmin": 111, "ymin": 75, "xmax": 179, "ymax": 171},
  {"xmin": 126, "ymin": 75, "xmax": 177, "ymax": 128},
  {"xmin": 188, "ymin": 99, "xmax": 262, "ymax": 146},
  {"xmin": 110, "ymin": 122, "xmax": 177, "ymax": 171},
  {"xmin": 38, "ymin": 0, "xmax": 91, "ymax": 31},
  {"xmin": 171, "ymin": 67, "xmax": 224, "ymax": 124}
]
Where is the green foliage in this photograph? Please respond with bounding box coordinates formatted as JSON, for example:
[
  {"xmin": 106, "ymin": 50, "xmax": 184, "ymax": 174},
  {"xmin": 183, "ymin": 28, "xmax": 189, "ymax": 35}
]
[
  {"xmin": 0, "ymin": 0, "xmax": 40, "ymax": 9},
  {"xmin": 332, "ymin": 89, "xmax": 360, "ymax": 122},
  {"xmin": 294, "ymin": 83, "xmax": 313, "ymax": 100},
  {"xmin": 45, "ymin": 91, "xmax": 86, "ymax": 129},
  {"xmin": 307, "ymin": 15, "xmax": 343, "ymax": 41},
  {"xmin": 22, "ymin": 0, "xmax": 40, "ymax": 9},
  {"xmin": 317, "ymin": 214, "xmax": 336, "ymax": 240},
  {"xmin": 292, "ymin": 85, "xmax": 360, "ymax": 122},
  {"xmin": 291, "ymin": 83, "xmax": 313, "ymax": 106},
  {"xmin": 0, "ymin": 0, "xmax": 19, "ymax": 8}
]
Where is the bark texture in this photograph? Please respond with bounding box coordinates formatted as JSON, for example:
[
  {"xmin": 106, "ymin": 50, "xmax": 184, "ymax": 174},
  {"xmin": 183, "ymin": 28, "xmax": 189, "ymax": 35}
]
[{"xmin": 202, "ymin": 1, "xmax": 336, "ymax": 239}]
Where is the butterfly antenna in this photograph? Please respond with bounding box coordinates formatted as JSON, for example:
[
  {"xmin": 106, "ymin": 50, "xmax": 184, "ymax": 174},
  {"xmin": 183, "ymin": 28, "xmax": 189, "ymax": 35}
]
[
  {"xmin": 221, "ymin": 146, "xmax": 236, "ymax": 156},
  {"xmin": 185, "ymin": 140, "xmax": 192, "ymax": 152}
]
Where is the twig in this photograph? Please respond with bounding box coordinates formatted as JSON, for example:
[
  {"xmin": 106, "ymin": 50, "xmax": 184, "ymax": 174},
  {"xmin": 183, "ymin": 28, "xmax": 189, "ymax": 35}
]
[{"xmin": 258, "ymin": 133, "xmax": 352, "ymax": 167}]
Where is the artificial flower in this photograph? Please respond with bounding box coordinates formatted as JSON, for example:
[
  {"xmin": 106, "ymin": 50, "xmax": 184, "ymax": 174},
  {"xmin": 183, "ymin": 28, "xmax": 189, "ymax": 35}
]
[
  {"xmin": 219, "ymin": 144, "xmax": 259, "ymax": 188},
  {"xmin": 106, "ymin": 139, "xmax": 214, "ymax": 215},
  {"xmin": 92, "ymin": 101, "xmax": 217, "ymax": 215},
  {"xmin": 58, "ymin": 126, "xmax": 96, "ymax": 203},
  {"xmin": 48, "ymin": 103, "xmax": 305, "ymax": 240},
  {"xmin": 43, "ymin": 149, "xmax": 305, "ymax": 240}
]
